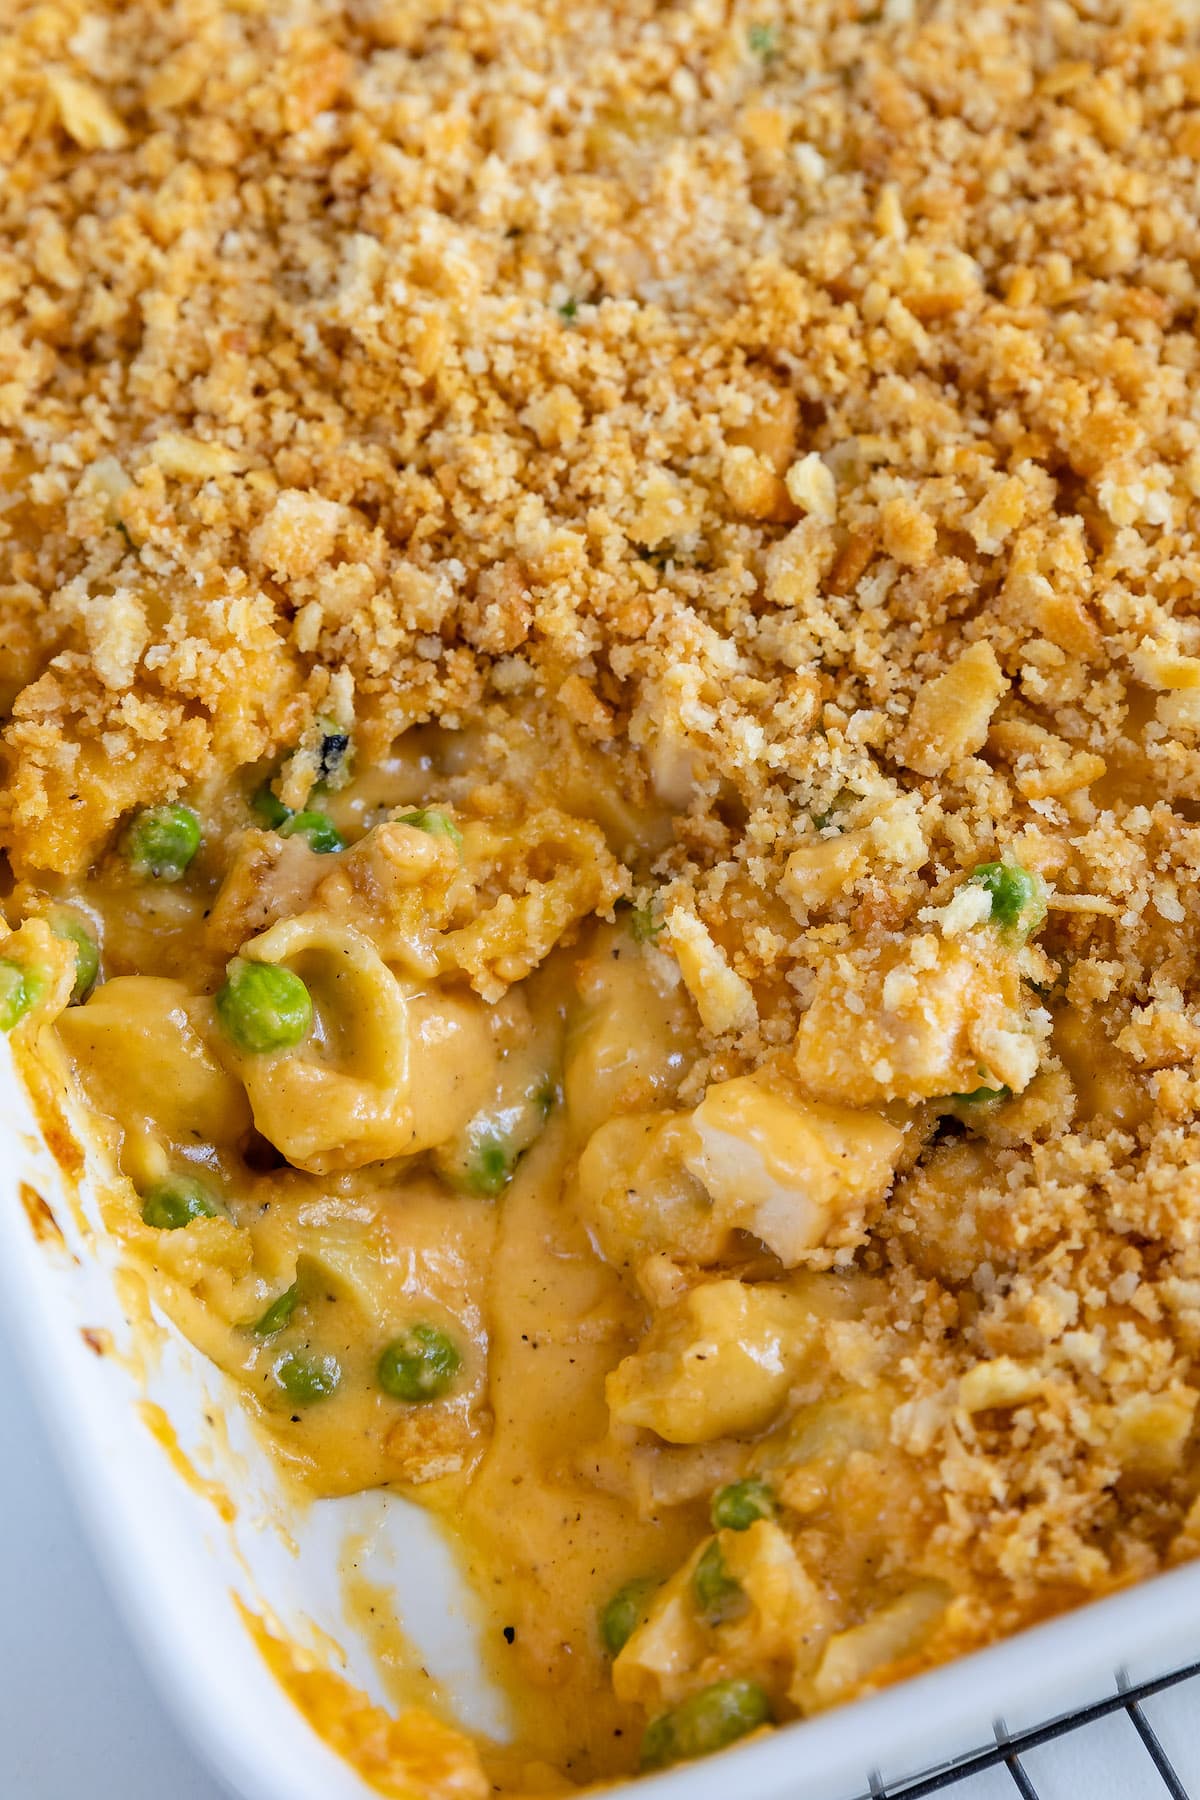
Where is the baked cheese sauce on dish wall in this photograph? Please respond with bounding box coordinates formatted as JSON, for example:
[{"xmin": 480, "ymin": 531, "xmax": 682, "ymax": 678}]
[{"xmin": 8, "ymin": 0, "xmax": 1200, "ymax": 1790}]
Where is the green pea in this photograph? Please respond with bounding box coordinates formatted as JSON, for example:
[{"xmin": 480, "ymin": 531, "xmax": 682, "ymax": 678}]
[
  {"xmin": 437, "ymin": 1073, "xmax": 554, "ymax": 1198},
  {"xmin": 692, "ymin": 1540, "xmax": 748, "ymax": 1626},
  {"xmin": 253, "ymin": 1282, "xmax": 300, "ymax": 1336},
  {"xmin": 640, "ymin": 1712, "xmax": 677, "ymax": 1771},
  {"xmin": 465, "ymin": 1133, "xmax": 516, "ymax": 1197},
  {"xmin": 216, "ymin": 959, "xmax": 313, "ymax": 1054},
  {"xmin": 810, "ymin": 785, "xmax": 855, "ymax": 833},
  {"xmin": 629, "ymin": 902, "xmax": 662, "ymax": 944},
  {"xmin": 710, "ymin": 1478, "xmax": 776, "ymax": 1532},
  {"xmin": 395, "ymin": 809, "xmax": 463, "ymax": 852},
  {"xmin": 967, "ymin": 860, "xmax": 1046, "ymax": 939},
  {"xmin": 141, "ymin": 1173, "xmax": 222, "ymax": 1230},
  {"xmin": 377, "ymin": 1324, "xmax": 462, "ymax": 1403},
  {"xmin": 747, "ymin": 22, "xmax": 778, "ymax": 61},
  {"xmin": 50, "ymin": 912, "xmax": 99, "ymax": 1003},
  {"xmin": 251, "ymin": 784, "xmax": 292, "ymax": 829},
  {"xmin": 121, "ymin": 803, "xmax": 201, "ymax": 881},
  {"xmin": 641, "ymin": 1679, "xmax": 772, "ymax": 1770},
  {"xmin": 274, "ymin": 1351, "xmax": 341, "ymax": 1405},
  {"xmin": 599, "ymin": 1578, "xmax": 656, "ymax": 1657},
  {"xmin": 279, "ymin": 810, "xmax": 343, "ymax": 854},
  {"xmin": 0, "ymin": 958, "xmax": 45, "ymax": 1032},
  {"xmin": 950, "ymin": 1084, "xmax": 1012, "ymax": 1106}
]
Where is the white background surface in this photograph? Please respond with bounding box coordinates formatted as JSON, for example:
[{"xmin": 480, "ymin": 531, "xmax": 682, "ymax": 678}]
[
  {"xmin": 6, "ymin": 1282, "xmax": 1200, "ymax": 1800},
  {"xmin": 1, "ymin": 1299, "xmax": 229, "ymax": 1800}
]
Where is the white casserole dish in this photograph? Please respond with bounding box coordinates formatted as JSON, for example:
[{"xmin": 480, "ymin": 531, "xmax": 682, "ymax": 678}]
[{"xmin": 6, "ymin": 1034, "xmax": 1200, "ymax": 1800}]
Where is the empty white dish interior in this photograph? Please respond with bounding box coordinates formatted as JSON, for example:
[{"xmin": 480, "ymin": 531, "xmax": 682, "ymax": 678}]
[{"xmin": 7, "ymin": 1032, "xmax": 1200, "ymax": 1800}]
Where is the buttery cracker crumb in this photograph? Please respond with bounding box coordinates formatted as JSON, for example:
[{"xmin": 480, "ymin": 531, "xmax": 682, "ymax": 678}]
[
  {"xmin": 897, "ymin": 642, "xmax": 1009, "ymax": 778},
  {"xmin": 785, "ymin": 453, "xmax": 837, "ymax": 523},
  {"xmin": 665, "ymin": 906, "xmax": 758, "ymax": 1036}
]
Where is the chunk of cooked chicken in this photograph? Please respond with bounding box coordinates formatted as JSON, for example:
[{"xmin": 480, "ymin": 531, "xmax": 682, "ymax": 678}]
[
  {"xmin": 576, "ymin": 1062, "xmax": 905, "ymax": 1286},
  {"xmin": 606, "ymin": 1280, "xmax": 815, "ymax": 1444},
  {"xmin": 204, "ymin": 829, "xmax": 325, "ymax": 959},
  {"xmin": 681, "ymin": 1063, "xmax": 905, "ymax": 1265},
  {"xmin": 794, "ymin": 933, "xmax": 1048, "ymax": 1108}
]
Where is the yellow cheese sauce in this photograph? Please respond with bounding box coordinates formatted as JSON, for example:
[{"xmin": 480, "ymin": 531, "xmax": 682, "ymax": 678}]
[
  {"xmin": 11, "ymin": 723, "xmax": 714, "ymax": 1787},
  {"xmin": 238, "ymin": 1601, "xmax": 496, "ymax": 1800},
  {"xmin": 137, "ymin": 1399, "xmax": 238, "ymax": 1526}
]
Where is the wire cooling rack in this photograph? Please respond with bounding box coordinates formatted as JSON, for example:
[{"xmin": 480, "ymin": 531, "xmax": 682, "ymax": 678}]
[{"xmin": 858, "ymin": 1658, "xmax": 1200, "ymax": 1799}]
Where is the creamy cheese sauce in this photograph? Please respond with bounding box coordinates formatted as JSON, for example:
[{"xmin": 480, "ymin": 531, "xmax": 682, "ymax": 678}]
[{"xmin": 21, "ymin": 724, "xmax": 710, "ymax": 1787}]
